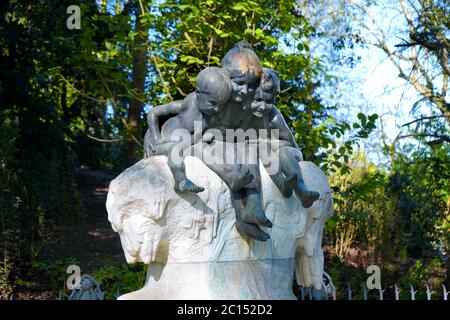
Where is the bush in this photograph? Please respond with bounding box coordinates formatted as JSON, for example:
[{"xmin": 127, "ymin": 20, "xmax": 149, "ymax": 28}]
[{"xmin": 93, "ymin": 264, "xmax": 147, "ymax": 300}]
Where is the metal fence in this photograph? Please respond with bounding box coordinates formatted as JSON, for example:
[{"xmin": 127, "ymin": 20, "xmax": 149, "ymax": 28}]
[
  {"xmin": 299, "ymin": 280, "xmax": 450, "ymax": 300},
  {"xmin": 4, "ymin": 273, "xmax": 448, "ymax": 300}
]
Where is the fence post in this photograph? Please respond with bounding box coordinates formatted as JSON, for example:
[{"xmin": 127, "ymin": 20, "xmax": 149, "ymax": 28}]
[
  {"xmin": 322, "ymin": 283, "xmax": 328, "ymax": 300},
  {"xmin": 394, "ymin": 284, "xmax": 401, "ymax": 300},
  {"xmin": 443, "ymin": 285, "xmax": 449, "ymax": 301},
  {"xmin": 347, "ymin": 283, "xmax": 352, "ymax": 300},
  {"xmin": 426, "ymin": 284, "xmax": 432, "ymax": 300},
  {"xmin": 378, "ymin": 287, "xmax": 385, "ymax": 300},
  {"xmin": 363, "ymin": 284, "xmax": 368, "ymax": 300},
  {"xmin": 410, "ymin": 285, "xmax": 417, "ymax": 300}
]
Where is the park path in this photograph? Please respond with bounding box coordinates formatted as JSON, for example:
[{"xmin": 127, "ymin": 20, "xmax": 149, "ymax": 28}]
[{"xmin": 70, "ymin": 168, "xmax": 125, "ymax": 273}]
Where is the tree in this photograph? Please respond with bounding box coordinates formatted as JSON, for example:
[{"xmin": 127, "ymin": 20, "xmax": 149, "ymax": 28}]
[
  {"xmin": 344, "ymin": 0, "xmax": 449, "ymax": 148},
  {"xmin": 126, "ymin": 1, "xmax": 148, "ymax": 165}
]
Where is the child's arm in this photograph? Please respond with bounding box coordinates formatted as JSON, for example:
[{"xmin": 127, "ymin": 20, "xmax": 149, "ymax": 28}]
[
  {"xmin": 268, "ymin": 106, "xmax": 300, "ymax": 149},
  {"xmin": 147, "ymin": 100, "xmax": 187, "ymax": 152}
]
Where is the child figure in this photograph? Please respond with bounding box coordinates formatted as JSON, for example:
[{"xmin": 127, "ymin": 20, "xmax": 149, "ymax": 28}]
[
  {"xmin": 143, "ymin": 67, "xmax": 233, "ymax": 193},
  {"xmin": 250, "ymin": 68, "xmax": 320, "ymax": 208}
]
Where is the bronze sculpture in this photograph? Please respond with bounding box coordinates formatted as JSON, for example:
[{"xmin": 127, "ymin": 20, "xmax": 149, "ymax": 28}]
[{"xmin": 143, "ymin": 41, "xmax": 319, "ymax": 241}]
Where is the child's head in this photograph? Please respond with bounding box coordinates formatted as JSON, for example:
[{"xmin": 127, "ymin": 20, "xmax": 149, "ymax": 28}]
[
  {"xmin": 196, "ymin": 67, "xmax": 232, "ymax": 115},
  {"xmin": 260, "ymin": 68, "xmax": 280, "ymax": 96},
  {"xmin": 221, "ymin": 41, "xmax": 263, "ymax": 103},
  {"xmin": 251, "ymin": 68, "xmax": 280, "ymax": 117}
]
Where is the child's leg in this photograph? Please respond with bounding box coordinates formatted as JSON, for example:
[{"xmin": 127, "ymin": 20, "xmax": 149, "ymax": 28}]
[
  {"xmin": 167, "ymin": 143, "xmax": 204, "ymax": 193},
  {"xmin": 231, "ymin": 191, "xmax": 270, "ymax": 242},
  {"xmin": 144, "ymin": 139, "xmax": 203, "ymax": 192},
  {"xmin": 267, "ymin": 169, "xmax": 292, "ymax": 197},
  {"xmin": 239, "ymin": 186, "xmax": 272, "ymax": 228},
  {"xmin": 143, "ymin": 129, "xmax": 152, "ymax": 158},
  {"xmin": 279, "ymin": 147, "xmax": 320, "ymax": 208},
  {"xmin": 205, "ymin": 163, "xmax": 254, "ymax": 192},
  {"xmin": 264, "ymin": 146, "xmax": 296, "ymax": 197},
  {"xmin": 238, "ymin": 164, "xmax": 272, "ymax": 228},
  {"xmin": 195, "ymin": 141, "xmax": 272, "ymax": 235},
  {"xmin": 206, "ymin": 162, "xmax": 271, "ymax": 228}
]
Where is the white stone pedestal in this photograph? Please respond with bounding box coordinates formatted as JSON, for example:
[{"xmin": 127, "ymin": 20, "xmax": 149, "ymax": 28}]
[{"xmin": 106, "ymin": 156, "xmax": 332, "ymax": 300}]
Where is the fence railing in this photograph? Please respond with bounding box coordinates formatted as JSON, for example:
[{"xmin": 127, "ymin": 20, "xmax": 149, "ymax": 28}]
[
  {"xmin": 4, "ymin": 273, "xmax": 448, "ymax": 300},
  {"xmin": 299, "ymin": 282, "xmax": 450, "ymax": 300}
]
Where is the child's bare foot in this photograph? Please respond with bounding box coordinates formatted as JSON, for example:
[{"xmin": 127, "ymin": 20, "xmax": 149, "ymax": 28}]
[
  {"xmin": 256, "ymin": 208, "xmax": 273, "ymax": 228},
  {"xmin": 299, "ymin": 190, "xmax": 320, "ymax": 208},
  {"xmin": 235, "ymin": 218, "xmax": 270, "ymax": 241},
  {"xmin": 281, "ymin": 174, "xmax": 296, "ymax": 197},
  {"xmin": 294, "ymin": 181, "xmax": 320, "ymax": 208},
  {"xmin": 175, "ymin": 179, "xmax": 204, "ymax": 193},
  {"xmin": 240, "ymin": 197, "xmax": 272, "ymax": 228}
]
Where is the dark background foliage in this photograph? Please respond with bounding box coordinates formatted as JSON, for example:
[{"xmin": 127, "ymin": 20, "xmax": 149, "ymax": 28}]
[{"xmin": 0, "ymin": 0, "xmax": 448, "ymax": 299}]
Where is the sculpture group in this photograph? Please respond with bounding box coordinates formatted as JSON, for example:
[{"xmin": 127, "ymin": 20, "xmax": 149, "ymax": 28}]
[
  {"xmin": 106, "ymin": 41, "xmax": 333, "ymax": 299},
  {"xmin": 143, "ymin": 41, "xmax": 320, "ymax": 241}
]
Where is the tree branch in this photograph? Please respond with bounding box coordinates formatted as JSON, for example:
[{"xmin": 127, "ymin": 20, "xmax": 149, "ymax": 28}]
[
  {"xmin": 402, "ymin": 115, "xmax": 446, "ymax": 127},
  {"xmin": 398, "ymin": 133, "xmax": 450, "ymax": 143},
  {"xmin": 399, "ymin": 0, "xmax": 415, "ymax": 34},
  {"xmin": 87, "ymin": 134, "xmax": 125, "ymax": 143},
  {"xmin": 207, "ymin": 36, "xmax": 213, "ymax": 66},
  {"xmin": 261, "ymin": 8, "xmax": 279, "ymax": 32},
  {"xmin": 149, "ymin": 47, "xmax": 173, "ymax": 101},
  {"xmin": 409, "ymin": 33, "xmax": 450, "ymax": 51},
  {"xmin": 391, "ymin": 131, "xmax": 450, "ymax": 161}
]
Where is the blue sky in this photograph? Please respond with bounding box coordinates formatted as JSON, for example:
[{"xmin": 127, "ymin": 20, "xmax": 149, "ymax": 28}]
[{"xmin": 307, "ymin": 0, "xmax": 436, "ymax": 165}]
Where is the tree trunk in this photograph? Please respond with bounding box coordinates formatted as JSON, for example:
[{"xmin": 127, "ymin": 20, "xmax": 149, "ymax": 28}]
[{"xmin": 126, "ymin": 3, "xmax": 147, "ymax": 166}]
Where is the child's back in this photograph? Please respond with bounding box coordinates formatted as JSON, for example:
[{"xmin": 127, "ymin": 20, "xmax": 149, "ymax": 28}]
[{"xmin": 161, "ymin": 93, "xmax": 203, "ymax": 142}]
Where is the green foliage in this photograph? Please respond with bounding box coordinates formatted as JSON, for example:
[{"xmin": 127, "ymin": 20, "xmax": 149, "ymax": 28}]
[
  {"xmin": 1, "ymin": 0, "xmax": 86, "ymax": 292},
  {"xmin": 93, "ymin": 264, "xmax": 147, "ymax": 300},
  {"xmin": 326, "ymin": 256, "xmax": 447, "ymax": 300},
  {"xmin": 398, "ymin": 258, "xmax": 447, "ymax": 300},
  {"xmin": 0, "ymin": 0, "xmax": 448, "ymax": 299},
  {"xmin": 325, "ymin": 258, "xmax": 372, "ymax": 300},
  {"xmin": 32, "ymin": 257, "xmax": 80, "ymax": 293},
  {"xmin": 389, "ymin": 143, "xmax": 450, "ymax": 259},
  {"xmin": 327, "ymin": 151, "xmax": 388, "ymax": 261},
  {"xmin": 0, "ymin": 260, "xmax": 13, "ymax": 300},
  {"xmin": 326, "ymin": 141, "xmax": 449, "ymax": 294}
]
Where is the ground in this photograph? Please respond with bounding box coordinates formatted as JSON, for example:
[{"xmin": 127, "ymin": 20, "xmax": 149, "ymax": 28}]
[
  {"xmin": 64, "ymin": 168, "xmax": 125, "ymax": 273},
  {"xmin": 13, "ymin": 168, "xmax": 125, "ymax": 300}
]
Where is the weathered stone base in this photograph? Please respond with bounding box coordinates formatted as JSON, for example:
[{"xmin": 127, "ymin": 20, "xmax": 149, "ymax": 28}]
[
  {"xmin": 107, "ymin": 155, "xmax": 333, "ymax": 300},
  {"xmin": 118, "ymin": 259, "xmax": 296, "ymax": 300}
]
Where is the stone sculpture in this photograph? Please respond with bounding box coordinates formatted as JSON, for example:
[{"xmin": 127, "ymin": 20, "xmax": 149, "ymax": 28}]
[
  {"xmin": 68, "ymin": 275, "xmax": 104, "ymax": 300},
  {"xmin": 106, "ymin": 41, "xmax": 333, "ymax": 299}
]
